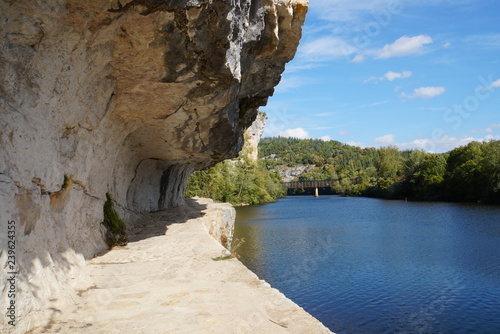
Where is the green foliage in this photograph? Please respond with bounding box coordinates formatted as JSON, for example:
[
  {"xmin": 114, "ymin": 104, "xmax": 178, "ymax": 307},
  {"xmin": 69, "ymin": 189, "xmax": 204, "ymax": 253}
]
[
  {"xmin": 444, "ymin": 140, "xmax": 500, "ymax": 203},
  {"xmin": 259, "ymin": 137, "xmax": 500, "ymax": 204},
  {"xmin": 375, "ymin": 146, "xmax": 403, "ymax": 181},
  {"xmin": 260, "ymin": 137, "xmax": 379, "ymax": 196},
  {"xmin": 259, "ymin": 137, "xmax": 378, "ymax": 170},
  {"xmin": 188, "ymin": 137, "xmax": 499, "ymax": 204},
  {"xmin": 186, "ymin": 158, "xmax": 286, "ymax": 205},
  {"xmin": 103, "ymin": 193, "xmax": 128, "ymax": 248}
]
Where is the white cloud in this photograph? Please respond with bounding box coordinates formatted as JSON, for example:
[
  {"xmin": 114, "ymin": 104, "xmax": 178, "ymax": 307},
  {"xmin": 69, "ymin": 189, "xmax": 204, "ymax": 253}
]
[
  {"xmin": 313, "ymin": 112, "xmax": 335, "ymax": 117},
  {"xmin": 364, "ymin": 76, "xmax": 378, "ymax": 83},
  {"xmin": 311, "ymin": 0, "xmax": 480, "ymax": 23},
  {"xmin": 285, "ymin": 63, "xmax": 325, "ymax": 73},
  {"xmin": 310, "ymin": 0, "xmax": 394, "ymax": 22},
  {"xmin": 275, "ymin": 76, "xmax": 313, "ymax": 92},
  {"xmin": 443, "ymin": 42, "xmax": 452, "ymax": 48},
  {"xmin": 319, "ymin": 135, "xmax": 333, "ymax": 141},
  {"xmin": 346, "ymin": 141, "xmax": 366, "ymax": 148},
  {"xmin": 275, "ymin": 128, "xmax": 311, "ymax": 139},
  {"xmin": 385, "ymin": 70, "xmax": 412, "ymax": 81},
  {"xmin": 376, "ymin": 35, "xmax": 433, "ymax": 58},
  {"xmin": 373, "ymin": 134, "xmax": 396, "ymax": 144},
  {"xmin": 465, "ymin": 33, "xmax": 500, "ymax": 47},
  {"xmin": 395, "ymin": 134, "xmax": 500, "ymax": 153},
  {"xmin": 342, "ymin": 134, "xmax": 498, "ymax": 153},
  {"xmin": 366, "ymin": 71, "xmax": 412, "ymax": 83},
  {"xmin": 297, "ymin": 35, "xmax": 432, "ymax": 67},
  {"xmin": 486, "ymin": 79, "xmax": 500, "ymax": 90},
  {"xmin": 477, "ymin": 78, "xmax": 500, "ymax": 91},
  {"xmin": 300, "ymin": 36, "xmax": 356, "ymax": 61},
  {"xmin": 359, "ymin": 100, "xmax": 389, "ymax": 109},
  {"xmin": 338, "ymin": 130, "xmax": 349, "ymax": 136},
  {"xmin": 351, "ymin": 54, "xmax": 365, "ymax": 63},
  {"xmin": 471, "ymin": 124, "xmax": 500, "ymax": 134},
  {"xmin": 401, "ymin": 86, "xmax": 446, "ymax": 99}
]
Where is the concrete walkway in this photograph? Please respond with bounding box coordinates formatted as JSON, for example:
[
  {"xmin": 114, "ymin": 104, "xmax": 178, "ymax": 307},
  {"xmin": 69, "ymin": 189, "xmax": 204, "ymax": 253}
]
[{"xmin": 29, "ymin": 200, "xmax": 332, "ymax": 334}]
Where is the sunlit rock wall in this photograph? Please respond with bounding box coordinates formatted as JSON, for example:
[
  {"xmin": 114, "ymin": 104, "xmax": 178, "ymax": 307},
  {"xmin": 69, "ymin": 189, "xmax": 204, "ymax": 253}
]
[
  {"xmin": 241, "ymin": 111, "xmax": 266, "ymax": 161},
  {"xmin": 0, "ymin": 0, "xmax": 307, "ymax": 331}
]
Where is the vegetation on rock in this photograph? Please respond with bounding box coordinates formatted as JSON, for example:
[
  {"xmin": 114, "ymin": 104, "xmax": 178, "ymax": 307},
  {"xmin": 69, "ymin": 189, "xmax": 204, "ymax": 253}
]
[
  {"xmin": 103, "ymin": 193, "xmax": 128, "ymax": 247},
  {"xmin": 61, "ymin": 174, "xmax": 71, "ymax": 190},
  {"xmin": 212, "ymin": 238, "xmax": 245, "ymax": 261}
]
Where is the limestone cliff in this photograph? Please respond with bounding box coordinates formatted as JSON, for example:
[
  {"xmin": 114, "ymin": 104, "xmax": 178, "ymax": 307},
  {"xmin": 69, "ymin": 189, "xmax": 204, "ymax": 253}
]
[
  {"xmin": 276, "ymin": 164, "xmax": 315, "ymax": 182},
  {"xmin": 240, "ymin": 111, "xmax": 266, "ymax": 161},
  {"xmin": 0, "ymin": 0, "xmax": 307, "ymax": 331}
]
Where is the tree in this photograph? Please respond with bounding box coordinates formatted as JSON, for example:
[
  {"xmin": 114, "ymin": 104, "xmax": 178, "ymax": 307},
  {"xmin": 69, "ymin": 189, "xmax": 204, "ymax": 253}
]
[
  {"xmin": 445, "ymin": 142, "xmax": 483, "ymax": 202},
  {"xmin": 186, "ymin": 158, "xmax": 286, "ymax": 205},
  {"xmin": 254, "ymin": 137, "xmax": 500, "ymax": 203},
  {"xmin": 480, "ymin": 140, "xmax": 500, "ymax": 203},
  {"xmin": 414, "ymin": 154, "xmax": 446, "ymax": 200},
  {"xmin": 374, "ymin": 146, "xmax": 403, "ymax": 192}
]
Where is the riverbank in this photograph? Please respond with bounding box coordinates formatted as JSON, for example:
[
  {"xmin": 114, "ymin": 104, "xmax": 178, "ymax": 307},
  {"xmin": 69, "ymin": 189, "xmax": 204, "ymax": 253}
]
[{"xmin": 27, "ymin": 198, "xmax": 331, "ymax": 334}]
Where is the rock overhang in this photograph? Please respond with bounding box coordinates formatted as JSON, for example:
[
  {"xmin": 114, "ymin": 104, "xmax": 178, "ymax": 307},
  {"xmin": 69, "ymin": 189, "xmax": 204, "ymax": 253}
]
[{"xmin": 0, "ymin": 1, "xmax": 307, "ymax": 331}]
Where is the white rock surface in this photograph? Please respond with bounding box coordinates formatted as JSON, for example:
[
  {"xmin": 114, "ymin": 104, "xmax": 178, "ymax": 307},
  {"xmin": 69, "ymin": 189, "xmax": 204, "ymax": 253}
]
[
  {"xmin": 241, "ymin": 112, "xmax": 267, "ymax": 162},
  {"xmin": 0, "ymin": 0, "xmax": 308, "ymax": 331},
  {"xmin": 276, "ymin": 165, "xmax": 316, "ymax": 182}
]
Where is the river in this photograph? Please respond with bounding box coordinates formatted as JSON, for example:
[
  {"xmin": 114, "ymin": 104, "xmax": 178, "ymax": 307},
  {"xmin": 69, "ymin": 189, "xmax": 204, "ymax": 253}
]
[{"xmin": 234, "ymin": 196, "xmax": 500, "ymax": 334}]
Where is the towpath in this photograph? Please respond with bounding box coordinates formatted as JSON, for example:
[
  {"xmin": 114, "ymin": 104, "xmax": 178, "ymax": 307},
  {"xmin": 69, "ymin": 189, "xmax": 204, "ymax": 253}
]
[{"xmin": 29, "ymin": 199, "xmax": 332, "ymax": 334}]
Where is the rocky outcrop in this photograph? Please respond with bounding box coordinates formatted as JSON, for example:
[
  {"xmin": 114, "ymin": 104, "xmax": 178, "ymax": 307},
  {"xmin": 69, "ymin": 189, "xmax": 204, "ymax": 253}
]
[
  {"xmin": 276, "ymin": 164, "xmax": 315, "ymax": 182},
  {"xmin": 241, "ymin": 111, "xmax": 267, "ymax": 161},
  {"xmin": 0, "ymin": 0, "xmax": 307, "ymax": 331}
]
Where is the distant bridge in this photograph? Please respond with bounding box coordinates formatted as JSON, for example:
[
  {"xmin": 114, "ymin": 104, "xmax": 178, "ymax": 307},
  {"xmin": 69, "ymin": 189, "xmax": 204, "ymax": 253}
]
[
  {"xmin": 282, "ymin": 179, "xmax": 351, "ymax": 197},
  {"xmin": 282, "ymin": 180, "xmax": 336, "ymax": 189}
]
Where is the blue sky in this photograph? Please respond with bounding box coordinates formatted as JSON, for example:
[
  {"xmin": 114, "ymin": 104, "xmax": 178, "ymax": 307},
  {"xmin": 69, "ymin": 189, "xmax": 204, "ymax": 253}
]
[{"xmin": 262, "ymin": 0, "xmax": 500, "ymax": 152}]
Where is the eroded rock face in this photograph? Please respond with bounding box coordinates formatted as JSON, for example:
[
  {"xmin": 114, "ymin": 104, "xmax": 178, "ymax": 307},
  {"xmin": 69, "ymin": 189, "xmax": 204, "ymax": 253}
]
[
  {"xmin": 241, "ymin": 111, "xmax": 266, "ymax": 161},
  {"xmin": 0, "ymin": 0, "xmax": 307, "ymax": 331}
]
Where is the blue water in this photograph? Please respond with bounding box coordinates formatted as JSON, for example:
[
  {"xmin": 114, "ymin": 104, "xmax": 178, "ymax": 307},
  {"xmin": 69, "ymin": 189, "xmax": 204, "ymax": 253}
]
[{"xmin": 234, "ymin": 196, "xmax": 500, "ymax": 334}]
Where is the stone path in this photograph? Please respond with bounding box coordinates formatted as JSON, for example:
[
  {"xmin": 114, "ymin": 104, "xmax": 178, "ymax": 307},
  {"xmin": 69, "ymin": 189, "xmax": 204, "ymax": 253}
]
[{"xmin": 29, "ymin": 200, "xmax": 332, "ymax": 334}]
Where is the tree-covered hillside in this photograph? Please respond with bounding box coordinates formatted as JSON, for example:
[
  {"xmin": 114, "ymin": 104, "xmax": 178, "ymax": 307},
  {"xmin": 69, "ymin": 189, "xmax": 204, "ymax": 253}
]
[
  {"xmin": 259, "ymin": 137, "xmax": 378, "ymax": 176},
  {"xmin": 259, "ymin": 137, "xmax": 500, "ymax": 204},
  {"xmin": 186, "ymin": 137, "xmax": 499, "ymax": 204}
]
